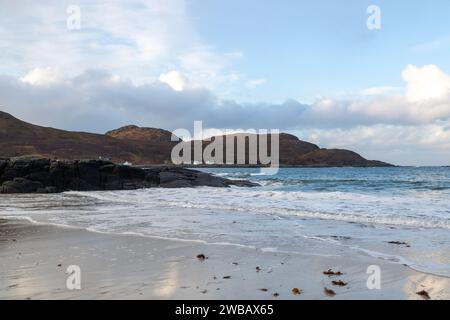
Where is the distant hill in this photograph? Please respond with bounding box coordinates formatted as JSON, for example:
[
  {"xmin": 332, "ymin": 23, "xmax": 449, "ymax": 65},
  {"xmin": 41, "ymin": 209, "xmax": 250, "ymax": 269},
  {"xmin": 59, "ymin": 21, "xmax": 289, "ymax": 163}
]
[
  {"xmin": 0, "ymin": 110, "xmax": 393, "ymax": 166},
  {"xmin": 0, "ymin": 111, "xmax": 176, "ymax": 164},
  {"xmin": 106, "ymin": 125, "xmax": 178, "ymax": 142},
  {"xmin": 190, "ymin": 133, "xmax": 391, "ymax": 167}
]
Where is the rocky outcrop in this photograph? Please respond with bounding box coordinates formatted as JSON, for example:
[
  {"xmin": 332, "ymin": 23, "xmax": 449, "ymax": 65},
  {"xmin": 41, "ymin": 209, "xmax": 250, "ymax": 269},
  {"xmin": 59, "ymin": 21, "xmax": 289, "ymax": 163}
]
[
  {"xmin": 148, "ymin": 166, "xmax": 257, "ymax": 188},
  {"xmin": 0, "ymin": 157, "xmax": 258, "ymax": 194}
]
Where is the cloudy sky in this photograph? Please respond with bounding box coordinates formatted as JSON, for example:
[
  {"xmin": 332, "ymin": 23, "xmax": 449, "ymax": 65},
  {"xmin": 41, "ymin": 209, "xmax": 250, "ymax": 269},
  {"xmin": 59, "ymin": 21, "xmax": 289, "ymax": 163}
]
[{"xmin": 1, "ymin": 0, "xmax": 450, "ymax": 165}]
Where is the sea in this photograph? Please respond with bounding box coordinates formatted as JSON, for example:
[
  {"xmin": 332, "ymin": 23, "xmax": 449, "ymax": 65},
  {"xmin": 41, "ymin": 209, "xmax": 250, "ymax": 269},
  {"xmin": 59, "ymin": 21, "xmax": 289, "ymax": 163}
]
[{"xmin": 1, "ymin": 167, "xmax": 450, "ymax": 277}]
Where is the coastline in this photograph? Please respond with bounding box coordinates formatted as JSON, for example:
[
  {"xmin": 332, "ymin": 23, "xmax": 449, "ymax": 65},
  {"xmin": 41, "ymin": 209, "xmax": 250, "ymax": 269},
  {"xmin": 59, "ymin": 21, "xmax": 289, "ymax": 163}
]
[{"xmin": 1, "ymin": 218, "xmax": 449, "ymax": 300}]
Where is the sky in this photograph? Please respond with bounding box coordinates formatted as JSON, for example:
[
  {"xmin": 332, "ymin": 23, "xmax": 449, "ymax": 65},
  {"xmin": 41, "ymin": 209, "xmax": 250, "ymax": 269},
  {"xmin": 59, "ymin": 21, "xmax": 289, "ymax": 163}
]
[{"xmin": 0, "ymin": 0, "xmax": 450, "ymax": 165}]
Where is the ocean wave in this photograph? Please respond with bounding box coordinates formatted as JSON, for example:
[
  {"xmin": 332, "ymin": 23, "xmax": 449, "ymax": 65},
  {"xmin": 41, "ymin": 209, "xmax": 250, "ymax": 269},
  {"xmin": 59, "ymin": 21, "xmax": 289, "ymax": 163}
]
[{"xmin": 57, "ymin": 188, "xmax": 450, "ymax": 229}]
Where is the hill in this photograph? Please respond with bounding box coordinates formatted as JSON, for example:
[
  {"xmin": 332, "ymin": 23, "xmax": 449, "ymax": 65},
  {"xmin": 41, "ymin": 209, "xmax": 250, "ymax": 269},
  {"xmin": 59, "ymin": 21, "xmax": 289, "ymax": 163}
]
[
  {"xmin": 190, "ymin": 133, "xmax": 391, "ymax": 167},
  {"xmin": 0, "ymin": 111, "xmax": 176, "ymax": 164},
  {"xmin": 0, "ymin": 110, "xmax": 392, "ymax": 166},
  {"xmin": 106, "ymin": 125, "xmax": 178, "ymax": 142}
]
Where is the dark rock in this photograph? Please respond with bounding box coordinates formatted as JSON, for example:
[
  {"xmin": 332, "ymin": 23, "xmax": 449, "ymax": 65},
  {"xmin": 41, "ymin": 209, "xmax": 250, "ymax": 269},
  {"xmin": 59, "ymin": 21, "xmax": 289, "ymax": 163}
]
[
  {"xmin": 0, "ymin": 178, "xmax": 43, "ymax": 194},
  {"xmin": 225, "ymin": 179, "xmax": 259, "ymax": 187},
  {"xmin": 24, "ymin": 171, "xmax": 52, "ymax": 185},
  {"xmin": 36, "ymin": 186, "xmax": 57, "ymax": 194},
  {"xmin": 0, "ymin": 157, "xmax": 50, "ymax": 183},
  {"xmin": 144, "ymin": 169, "xmax": 161, "ymax": 186},
  {"xmin": 49, "ymin": 160, "xmax": 78, "ymax": 192},
  {"xmin": 0, "ymin": 157, "xmax": 259, "ymax": 194},
  {"xmin": 0, "ymin": 159, "xmax": 7, "ymax": 177},
  {"xmin": 155, "ymin": 166, "xmax": 259, "ymax": 188}
]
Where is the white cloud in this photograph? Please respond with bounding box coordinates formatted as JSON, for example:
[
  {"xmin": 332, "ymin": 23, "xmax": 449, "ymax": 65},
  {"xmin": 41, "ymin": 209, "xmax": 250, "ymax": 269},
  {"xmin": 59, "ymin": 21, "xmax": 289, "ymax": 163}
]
[
  {"xmin": 159, "ymin": 71, "xmax": 189, "ymax": 92},
  {"xmin": 4, "ymin": 64, "xmax": 450, "ymax": 131},
  {"xmin": 300, "ymin": 123, "xmax": 450, "ymax": 166},
  {"xmin": 309, "ymin": 64, "xmax": 450, "ymax": 126},
  {"xmin": 20, "ymin": 67, "xmax": 62, "ymax": 86},
  {"xmin": 0, "ymin": 0, "xmax": 241, "ymax": 90},
  {"xmin": 4, "ymin": 66, "xmax": 450, "ymax": 129},
  {"xmin": 179, "ymin": 46, "xmax": 243, "ymax": 91},
  {"xmin": 403, "ymin": 64, "xmax": 450, "ymax": 103}
]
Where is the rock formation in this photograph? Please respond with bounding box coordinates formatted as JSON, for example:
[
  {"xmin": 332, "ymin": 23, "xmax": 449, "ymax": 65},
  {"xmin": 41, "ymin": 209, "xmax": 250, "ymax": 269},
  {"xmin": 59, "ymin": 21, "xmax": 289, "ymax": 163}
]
[{"xmin": 0, "ymin": 157, "xmax": 258, "ymax": 194}]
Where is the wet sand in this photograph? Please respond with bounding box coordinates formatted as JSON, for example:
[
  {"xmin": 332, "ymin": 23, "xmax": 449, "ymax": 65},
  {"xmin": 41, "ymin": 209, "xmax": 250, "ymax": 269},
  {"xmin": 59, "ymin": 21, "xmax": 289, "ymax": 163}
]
[{"xmin": 1, "ymin": 218, "xmax": 449, "ymax": 300}]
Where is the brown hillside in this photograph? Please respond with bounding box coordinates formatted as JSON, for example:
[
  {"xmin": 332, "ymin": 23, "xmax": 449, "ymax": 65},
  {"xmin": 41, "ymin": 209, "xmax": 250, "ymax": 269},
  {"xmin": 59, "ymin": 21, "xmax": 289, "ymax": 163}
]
[
  {"xmin": 189, "ymin": 133, "xmax": 391, "ymax": 167},
  {"xmin": 0, "ymin": 111, "xmax": 176, "ymax": 164},
  {"xmin": 0, "ymin": 110, "xmax": 393, "ymax": 166},
  {"xmin": 106, "ymin": 125, "xmax": 179, "ymax": 142}
]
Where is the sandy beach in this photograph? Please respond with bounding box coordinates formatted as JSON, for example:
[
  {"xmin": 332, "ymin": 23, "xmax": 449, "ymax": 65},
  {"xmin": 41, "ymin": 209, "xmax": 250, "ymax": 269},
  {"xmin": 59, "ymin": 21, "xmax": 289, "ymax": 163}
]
[{"xmin": 1, "ymin": 218, "xmax": 449, "ymax": 300}]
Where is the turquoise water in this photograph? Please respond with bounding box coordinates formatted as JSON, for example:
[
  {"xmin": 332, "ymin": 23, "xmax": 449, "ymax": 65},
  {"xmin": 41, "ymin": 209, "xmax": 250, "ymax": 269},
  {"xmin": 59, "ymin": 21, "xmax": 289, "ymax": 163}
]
[{"xmin": 203, "ymin": 167, "xmax": 450, "ymax": 195}]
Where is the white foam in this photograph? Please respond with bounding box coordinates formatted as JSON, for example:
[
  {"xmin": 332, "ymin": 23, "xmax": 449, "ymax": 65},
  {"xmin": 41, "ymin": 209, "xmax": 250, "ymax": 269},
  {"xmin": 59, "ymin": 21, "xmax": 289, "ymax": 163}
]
[
  {"xmin": 8, "ymin": 187, "xmax": 449, "ymax": 230},
  {"xmin": 2, "ymin": 178, "xmax": 450, "ymax": 278}
]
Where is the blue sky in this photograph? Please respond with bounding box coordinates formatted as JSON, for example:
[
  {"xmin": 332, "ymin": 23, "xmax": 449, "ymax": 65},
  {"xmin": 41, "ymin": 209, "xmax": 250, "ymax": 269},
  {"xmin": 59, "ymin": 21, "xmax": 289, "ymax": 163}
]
[
  {"xmin": 188, "ymin": 0, "xmax": 450, "ymax": 102},
  {"xmin": 0, "ymin": 0, "xmax": 450, "ymax": 165}
]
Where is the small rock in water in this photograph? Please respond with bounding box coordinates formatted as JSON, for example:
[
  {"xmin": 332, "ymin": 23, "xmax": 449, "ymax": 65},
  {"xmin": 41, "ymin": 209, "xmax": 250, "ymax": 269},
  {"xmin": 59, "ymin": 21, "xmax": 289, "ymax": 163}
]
[
  {"xmin": 223, "ymin": 276, "xmax": 231, "ymax": 279},
  {"xmin": 324, "ymin": 287, "xmax": 336, "ymax": 297},
  {"xmin": 57, "ymin": 263, "xmax": 62, "ymax": 267},
  {"xmin": 323, "ymin": 269, "xmax": 343, "ymax": 276},
  {"xmin": 332, "ymin": 280, "xmax": 348, "ymax": 287},
  {"xmin": 416, "ymin": 290, "xmax": 431, "ymax": 300},
  {"xmin": 291, "ymin": 288, "xmax": 302, "ymax": 295},
  {"xmin": 256, "ymin": 266, "xmax": 261, "ymax": 272},
  {"xmin": 272, "ymin": 293, "xmax": 280, "ymax": 297},
  {"xmin": 259, "ymin": 288, "xmax": 269, "ymax": 292}
]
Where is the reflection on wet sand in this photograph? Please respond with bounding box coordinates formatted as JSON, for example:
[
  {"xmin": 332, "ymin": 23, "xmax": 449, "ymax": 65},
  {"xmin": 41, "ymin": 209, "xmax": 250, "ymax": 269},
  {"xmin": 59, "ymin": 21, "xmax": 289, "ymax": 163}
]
[{"xmin": 152, "ymin": 261, "xmax": 179, "ymax": 298}]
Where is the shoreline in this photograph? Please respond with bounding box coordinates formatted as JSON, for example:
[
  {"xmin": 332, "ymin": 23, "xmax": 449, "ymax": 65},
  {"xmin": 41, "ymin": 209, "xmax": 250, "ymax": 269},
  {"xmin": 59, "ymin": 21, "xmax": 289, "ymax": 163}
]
[{"xmin": 2, "ymin": 218, "xmax": 450, "ymax": 300}]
